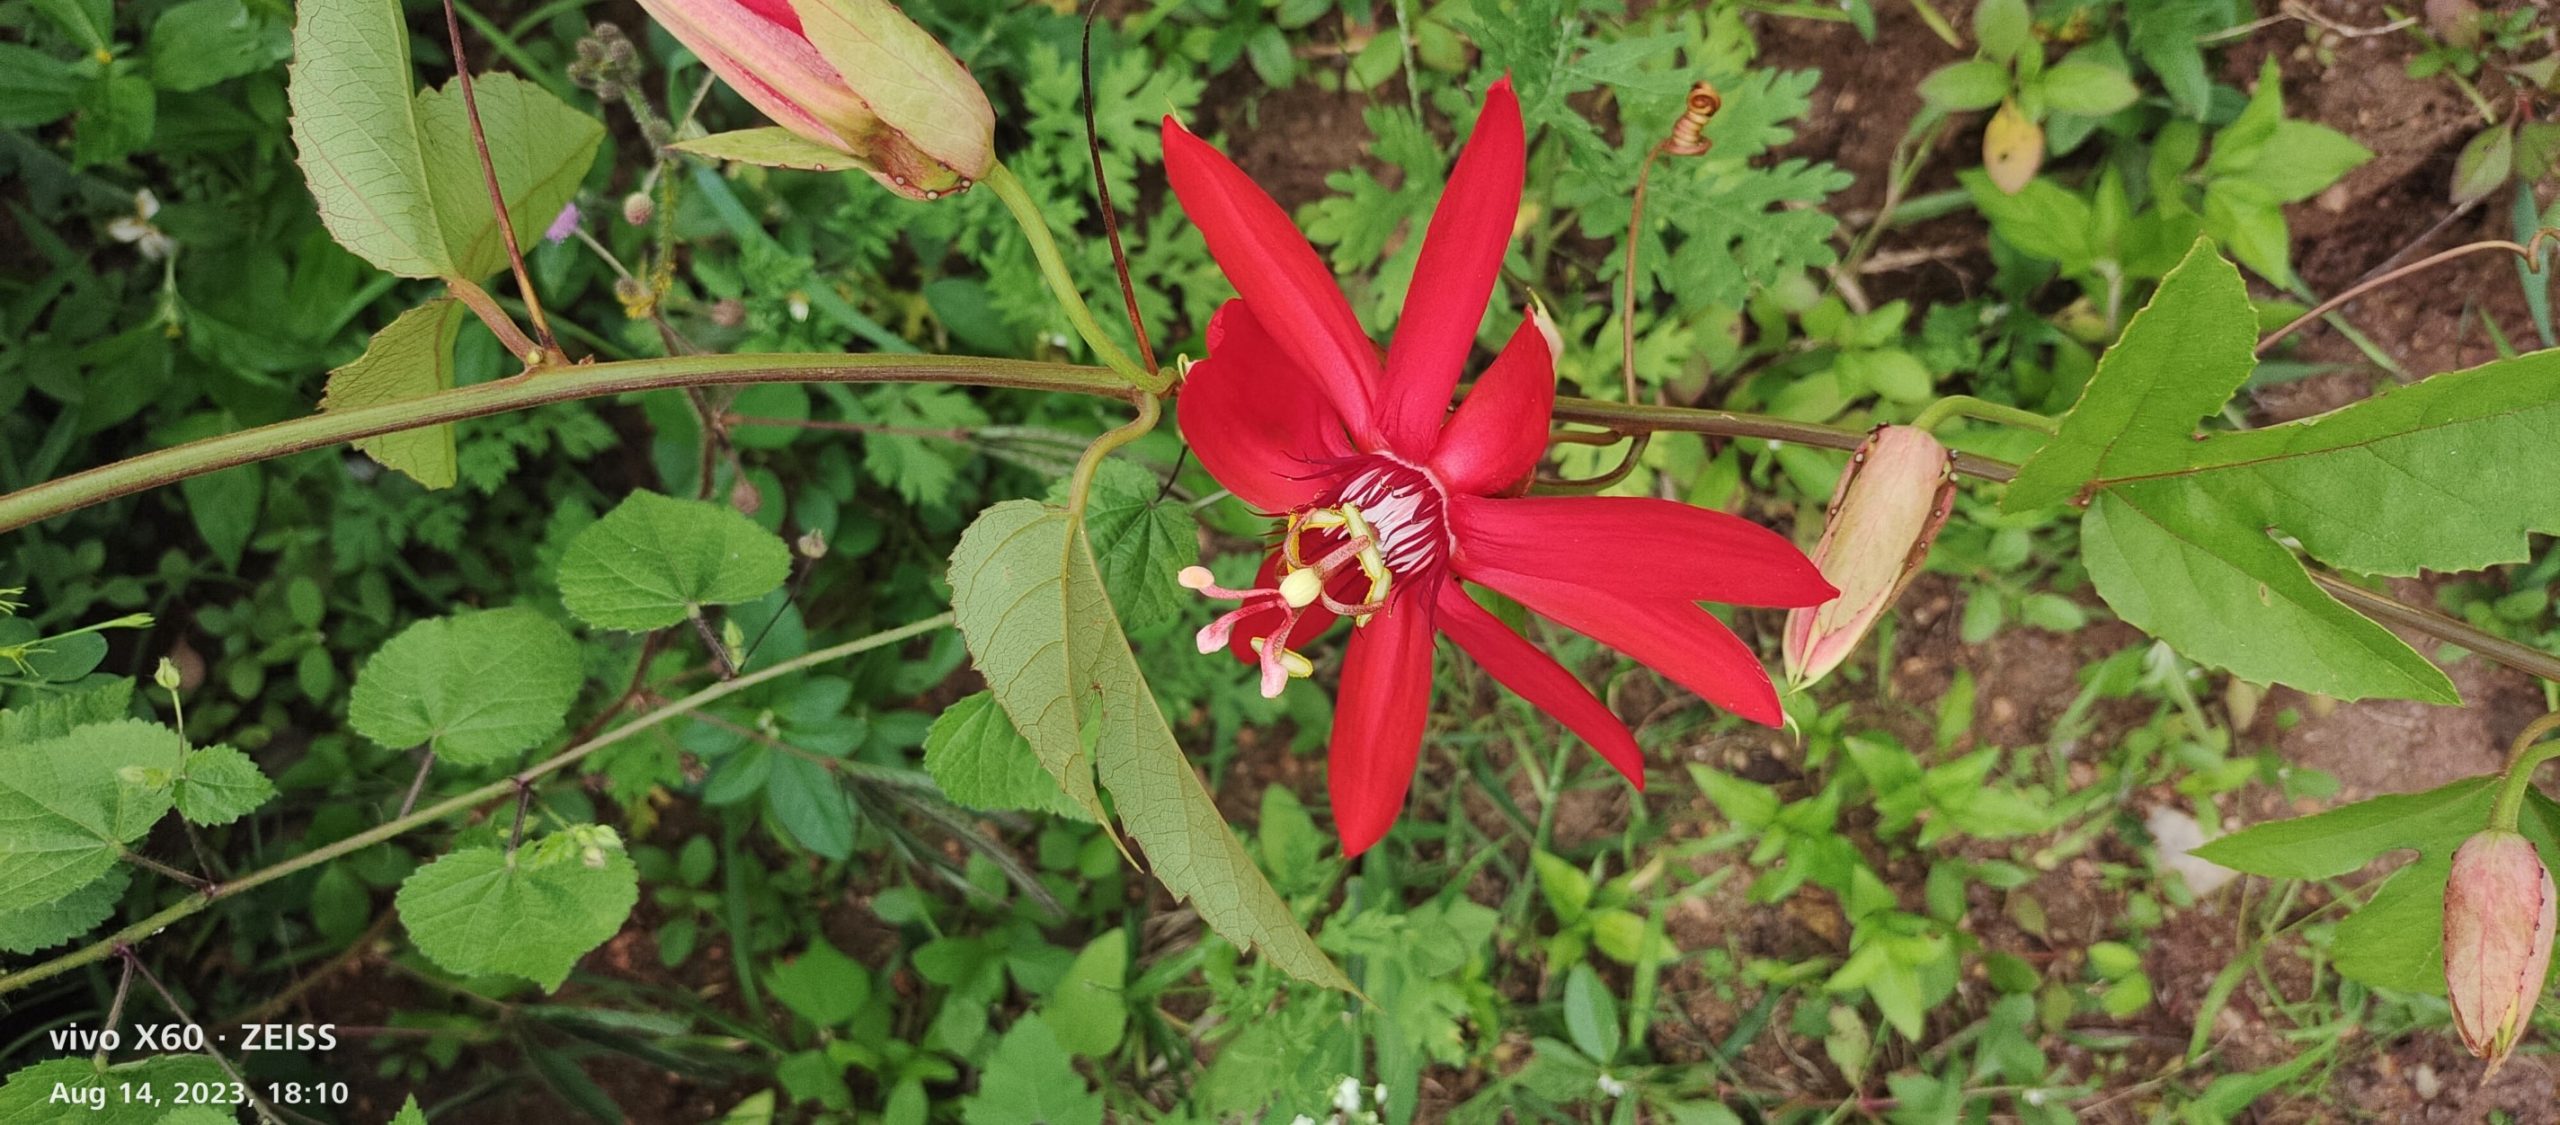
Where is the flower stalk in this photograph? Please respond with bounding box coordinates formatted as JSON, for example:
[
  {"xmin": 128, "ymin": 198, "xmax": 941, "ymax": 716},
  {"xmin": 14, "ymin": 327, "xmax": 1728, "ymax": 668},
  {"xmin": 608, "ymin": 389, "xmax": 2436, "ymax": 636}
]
[{"xmin": 983, "ymin": 161, "xmax": 1160, "ymax": 392}]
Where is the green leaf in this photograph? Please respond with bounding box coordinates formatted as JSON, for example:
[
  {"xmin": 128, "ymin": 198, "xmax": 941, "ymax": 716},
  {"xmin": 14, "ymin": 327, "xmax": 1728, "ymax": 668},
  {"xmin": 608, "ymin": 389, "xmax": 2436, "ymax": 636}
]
[
  {"xmin": 395, "ymin": 827, "xmax": 639, "ymax": 991},
  {"xmin": 2193, "ymin": 778, "xmax": 2491, "ymax": 880},
  {"xmin": 181, "ymin": 460, "xmax": 262, "ymax": 574},
  {"xmin": 0, "ymin": 678, "xmax": 133, "ymax": 746},
  {"xmin": 762, "ymin": 754, "xmax": 856, "ymax": 860},
  {"xmin": 1973, "ymin": 0, "xmax": 2031, "ymax": 62},
  {"xmin": 2241, "ymin": 122, "xmax": 2374, "ymax": 204},
  {"xmin": 389, "ymin": 1096, "xmax": 429, "ymax": 1125},
  {"xmin": 558, "ymin": 492, "xmax": 793, "ymax": 631},
  {"xmin": 149, "ymin": 0, "xmax": 287, "ymax": 92},
  {"xmin": 2002, "ymin": 241, "xmax": 2560, "ymax": 701},
  {"xmin": 960, "ymin": 1017, "xmax": 1103, "ymax": 1125},
  {"xmin": 949, "ymin": 501, "xmax": 1352, "ymax": 994},
  {"xmin": 1562, "ymin": 963, "xmax": 1622, "ymax": 1063},
  {"xmin": 0, "ymin": 720, "xmax": 182, "ymax": 914},
  {"xmin": 71, "ymin": 73, "xmax": 153, "ymax": 167},
  {"xmin": 287, "ymin": 0, "xmax": 602, "ymax": 280},
  {"xmin": 318, "ymin": 298, "xmax": 467, "ymax": 489},
  {"xmin": 348, "ymin": 607, "xmax": 583, "ymax": 765},
  {"xmin": 172, "ymin": 743, "xmax": 275, "ymax": 826},
  {"xmin": 2039, "ymin": 61, "xmax": 2140, "ymax": 117},
  {"xmin": 669, "ymin": 127, "xmax": 871, "ymax": 172},
  {"xmin": 1917, "ymin": 60, "xmax": 2010, "ymax": 111},
  {"xmin": 0, "ymin": 1055, "xmax": 227, "ymax": 1125},
  {"xmin": 1055, "ymin": 460, "xmax": 1199, "ymax": 633},
  {"xmin": 0, "ymin": 866, "xmax": 125, "ymax": 954},
  {"xmin": 2452, "ymin": 125, "xmax": 2516, "ymax": 206},
  {"xmin": 1045, "ymin": 928, "xmax": 1128, "ymax": 1059},
  {"xmin": 769, "ymin": 940, "xmax": 872, "ymax": 1028},
  {"xmin": 922, "ymin": 691, "xmax": 1083, "ymax": 818},
  {"xmin": 0, "ymin": 44, "xmax": 79, "ymax": 127}
]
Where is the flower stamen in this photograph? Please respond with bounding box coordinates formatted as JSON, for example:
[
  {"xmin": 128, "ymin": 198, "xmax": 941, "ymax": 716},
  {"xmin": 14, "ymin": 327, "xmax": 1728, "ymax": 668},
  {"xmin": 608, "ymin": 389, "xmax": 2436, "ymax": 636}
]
[{"xmin": 1181, "ymin": 500, "xmax": 1401, "ymax": 697}]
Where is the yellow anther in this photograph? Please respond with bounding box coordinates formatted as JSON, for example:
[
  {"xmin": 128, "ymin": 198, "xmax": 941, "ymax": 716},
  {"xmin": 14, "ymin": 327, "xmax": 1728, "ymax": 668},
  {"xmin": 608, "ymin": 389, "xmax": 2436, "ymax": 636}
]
[
  {"xmin": 1278, "ymin": 567, "xmax": 1325, "ymax": 608},
  {"xmin": 1277, "ymin": 648, "xmax": 1315, "ymax": 678}
]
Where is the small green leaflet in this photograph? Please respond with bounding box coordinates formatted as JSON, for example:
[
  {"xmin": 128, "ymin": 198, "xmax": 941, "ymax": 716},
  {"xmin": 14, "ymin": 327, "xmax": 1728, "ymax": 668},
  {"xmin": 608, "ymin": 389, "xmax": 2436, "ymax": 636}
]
[
  {"xmin": 0, "ymin": 866, "xmax": 126, "ymax": 954},
  {"xmin": 923, "ymin": 691, "xmax": 1086, "ymax": 819},
  {"xmin": 0, "ymin": 719, "xmax": 182, "ymax": 914},
  {"xmin": 286, "ymin": 0, "xmax": 601, "ymax": 281},
  {"xmin": 347, "ymin": 607, "xmax": 582, "ymax": 765},
  {"xmin": 1051, "ymin": 460, "xmax": 1201, "ymax": 633},
  {"xmin": 318, "ymin": 298, "xmax": 467, "ymax": 489},
  {"xmin": 557, "ymin": 492, "xmax": 793, "ymax": 632},
  {"xmin": 388, "ymin": 1096, "xmax": 428, "ymax": 1125},
  {"xmin": 172, "ymin": 743, "xmax": 275, "ymax": 826},
  {"xmin": 959, "ymin": 1016, "xmax": 1104, "ymax": 1125},
  {"xmin": 768, "ymin": 940, "xmax": 872, "ymax": 1028},
  {"xmin": 2193, "ymin": 779, "xmax": 2560, "ymax": 993},
  {"xmin": 1044, "ymin": 928, "xmax": 1128, "ymax": 1058},
  {"xmin": 949, "ymin": 501, "xmax": 1354, "ymax": 994},
  {"xmin": 0, "ymin": 1055, "xmax": 228, "ymax": 1125},
  {"xmin": 2004, "ymin": 240, "xmax": 2560, "ymax": 702},
  {"xmin": 395, "ymin": 826, "xmax": 639, "ymax": 991}
]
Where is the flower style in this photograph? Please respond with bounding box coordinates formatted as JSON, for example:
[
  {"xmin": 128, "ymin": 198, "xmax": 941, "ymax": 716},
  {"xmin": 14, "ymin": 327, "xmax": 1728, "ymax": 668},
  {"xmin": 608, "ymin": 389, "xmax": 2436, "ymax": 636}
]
[
  {"xmin": 634, "ymin": 0, "xmax": 994, "ymax": 198},
  {"xmin": 1164, "ymin": 79, "xmax": 1838, "ymax": 855}
]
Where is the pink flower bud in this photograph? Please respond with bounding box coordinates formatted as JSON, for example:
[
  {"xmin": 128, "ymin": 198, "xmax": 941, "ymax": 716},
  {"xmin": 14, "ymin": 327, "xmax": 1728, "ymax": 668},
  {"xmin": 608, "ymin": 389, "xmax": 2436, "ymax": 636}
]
[
  {"xmin": 2443, "ymin": 830, "xmax": 2556, "ymax": 1070},
  {"xmin": 636, "ymin": 0, "xmax": 994, "ymax": 199},
  {"xmin": 1782, "ymin": 425, "xmax": 1956, "ymax": 690}
]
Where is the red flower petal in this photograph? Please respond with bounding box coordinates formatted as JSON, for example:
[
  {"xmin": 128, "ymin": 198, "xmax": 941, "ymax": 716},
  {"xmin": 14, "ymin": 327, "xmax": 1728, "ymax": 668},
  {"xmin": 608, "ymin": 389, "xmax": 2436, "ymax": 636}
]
[
  {"xmin": 1460, "ymin": 567, "xmax": 1784, "ymax": 726},
  {"xmin": 1162, "ymin": 117, "xmax": 1381, "ymax": 440},
  {"xmin": 1180, "ymin": 301, "xmax": 1357, "ymax": 511},
  {"xmin": 1434, "ymin": 583, "xmax": 1644, "ymax": 788},
  {"xmin": 1328, "ymin": 590, "xmax": 1440, "ymax": 856},
  {"xmin": 1219, "ymin": 547, "xmax": 1345, "ymax": 664},
  {"xmin": 1374, "ymin": 78, "xmax": 1526, "ymax": 457},
  {"xmin": 1452, "ymin": 495, "xmax": 1837, "ymax": 608},
  {"xmin": 1430, "ymin": 305, "xmax": 1558, "ymax": 495}
]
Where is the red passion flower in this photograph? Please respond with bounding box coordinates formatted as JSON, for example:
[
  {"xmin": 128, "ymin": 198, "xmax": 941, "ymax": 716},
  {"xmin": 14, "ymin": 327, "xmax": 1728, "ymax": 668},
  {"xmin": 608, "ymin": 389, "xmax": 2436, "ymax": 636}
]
[{"xmin": 1164, "ymin": 79, "xmax": 1838, "ymax": 856}]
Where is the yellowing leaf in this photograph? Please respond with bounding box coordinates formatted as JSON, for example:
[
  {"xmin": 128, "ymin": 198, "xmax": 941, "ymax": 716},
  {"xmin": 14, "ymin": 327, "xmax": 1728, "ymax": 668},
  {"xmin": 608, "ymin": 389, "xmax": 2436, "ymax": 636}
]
[{"xmin": 1982, "ymin": 100, "xmax": 2043, "ymax": 195}]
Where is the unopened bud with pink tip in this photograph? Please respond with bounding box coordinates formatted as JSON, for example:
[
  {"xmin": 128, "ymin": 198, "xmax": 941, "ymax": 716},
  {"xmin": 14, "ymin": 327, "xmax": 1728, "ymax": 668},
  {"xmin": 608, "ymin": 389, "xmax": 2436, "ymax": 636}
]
[
  {"xmin": 2443, "ymin": 829, "xmax": 2556, "ymax": 1071},
  {"xmin": 1782, "ymin": 425, "xmax": 1957, "ymax": 690},
  {"xmin": 638, "ymin": 0, "xmax": 994, "ymax": 200}
]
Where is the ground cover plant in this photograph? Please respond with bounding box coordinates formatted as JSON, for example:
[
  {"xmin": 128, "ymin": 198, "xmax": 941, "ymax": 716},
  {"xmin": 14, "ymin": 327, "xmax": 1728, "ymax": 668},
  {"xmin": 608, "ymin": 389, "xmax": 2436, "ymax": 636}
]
[{"xmin": 5, "ymin": 0, "xmax": 2560, "ymax": 1121}]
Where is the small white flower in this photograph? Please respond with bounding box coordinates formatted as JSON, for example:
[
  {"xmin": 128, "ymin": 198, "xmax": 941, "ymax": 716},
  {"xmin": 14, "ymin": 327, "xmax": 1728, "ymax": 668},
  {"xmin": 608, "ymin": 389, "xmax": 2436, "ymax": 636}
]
[
  {"xmin": 107, "ymin": 189, "xmax": 174, "ymax": 261},
  {"xmin": 1332, "ymin": 1076, "xmax": 1364, "ymax": 1114},
  {"xmin": 1595, "ymin": 1072, "xmax": 1628, "ymax": 1099},
  {"xmin": 1289, "ymin": 1117, "xmax": 1318, "ymax": 1125}
]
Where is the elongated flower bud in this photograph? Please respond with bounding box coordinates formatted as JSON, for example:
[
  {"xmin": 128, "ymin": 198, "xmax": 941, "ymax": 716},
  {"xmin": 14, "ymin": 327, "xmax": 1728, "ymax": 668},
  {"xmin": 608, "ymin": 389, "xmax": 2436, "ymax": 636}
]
[
  {"xmin": 1782, "ymin": 425, "xmax": 1956, "ymax": 690},
  {"xmin": 2443, "ymin": 830, "xmax": 2556, "ymax": 1070},
  {"xmin": 638, "ymin": 0, "xmax": 994, "ymax": 199}
]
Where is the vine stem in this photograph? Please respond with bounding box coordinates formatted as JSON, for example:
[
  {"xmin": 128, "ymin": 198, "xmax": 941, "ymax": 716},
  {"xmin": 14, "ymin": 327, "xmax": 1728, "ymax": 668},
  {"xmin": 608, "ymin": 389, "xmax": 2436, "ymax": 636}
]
[
  {"xmin": 2489, "ymin": 712, "xmax": 2560, "ymax": 833},
  {"xmin": 440, "ymin": 0, "xmax": 558, "ymax": 365},
  {"xmin": 981, "ymin": 161, "xmax": 1159, "ymax": 391},
  {"xmin": 0, "ymin": 612, "xmax": 954, "ymax": 998},
  {"xmin": 1065, "ymin": 392, "xmax": 1162, "ymax": 524},
  {"xmin": 2255, "ymin": 234, "xmax": 2552, "ymax": 356},
  {"xmin": 0, "ymin": 354, "xmax": 1133, "ymax": 535},
  {"xmin": 1909, "ymin": 394, "xmax": 2059, "ymax": 435}
]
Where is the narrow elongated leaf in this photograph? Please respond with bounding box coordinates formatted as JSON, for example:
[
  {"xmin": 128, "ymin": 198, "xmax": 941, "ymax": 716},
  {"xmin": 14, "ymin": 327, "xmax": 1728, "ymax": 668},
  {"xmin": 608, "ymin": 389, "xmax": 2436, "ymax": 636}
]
[
  {"xmin": 0, "ymin": 720, "xmax": 182, "ymax": 913},
  {"xmin": 347, "ymin": 607, "xmax": 582, "ymax": 765},
  {"xmin": 2001, "ymin": 240, "xmax": 2560, "ymax": 701},
  {"xmin": 396, "ymin": 827, "xmax": 638, "ymax": 990},
  {"xmin": 318, "ymin": 298, "xmax": 466, "ymax": 488},
  {"xmin": 558, "ymin": 492, "xmax": 793, "ymax": 631},
  {"xmin": 949, "ymin": 501, "xmax": 1352, "ymax": 993},
  {"xmin": 670, "ymin": 127, "xmax": 871, "ymax": 172}
]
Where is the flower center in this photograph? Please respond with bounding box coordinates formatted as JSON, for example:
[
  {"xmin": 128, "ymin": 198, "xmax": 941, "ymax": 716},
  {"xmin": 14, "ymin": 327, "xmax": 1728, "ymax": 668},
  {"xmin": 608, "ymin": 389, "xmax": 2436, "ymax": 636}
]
[{"xmin": 1179, "ymin": 455, "xmax": 1451, "ymax": 698}]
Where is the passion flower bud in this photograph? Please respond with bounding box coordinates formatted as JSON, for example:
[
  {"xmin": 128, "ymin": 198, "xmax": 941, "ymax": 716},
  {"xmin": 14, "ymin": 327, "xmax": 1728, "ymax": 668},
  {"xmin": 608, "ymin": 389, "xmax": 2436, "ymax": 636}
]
[
  {"xmin": 2443, "ymin": 830, "xmax": 2556, "ymax": 1070},
  {"xmin": 639, "ymin": 0, "xmax": 994, "ymax": 200},
  {"xmin": 1782, "ymin": 425, "xmax": 1956, "ymax": 690}
]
